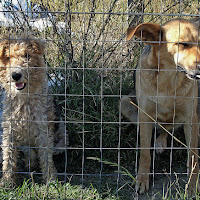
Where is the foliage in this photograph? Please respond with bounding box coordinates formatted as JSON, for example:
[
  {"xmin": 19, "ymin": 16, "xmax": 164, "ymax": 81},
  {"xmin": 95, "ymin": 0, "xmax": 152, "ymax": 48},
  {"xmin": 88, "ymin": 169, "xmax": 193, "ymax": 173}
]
[{"xmin": 0, "ymin": 179, "xmax": 116, "ymax": 199}]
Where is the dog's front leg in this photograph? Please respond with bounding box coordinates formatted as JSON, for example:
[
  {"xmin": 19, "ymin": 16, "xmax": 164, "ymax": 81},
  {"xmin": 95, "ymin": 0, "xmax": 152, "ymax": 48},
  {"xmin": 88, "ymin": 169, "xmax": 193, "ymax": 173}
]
[
  {"xmin": 184, "ymin": 113, "xmax": 199, "ymax": 195},
  {"xmin": 38, "ymin": 131, "xmax": 57, "ymax": 182},
  {"xmin": 137, "ymin": 112, "xmax": 153, "ymax": 194},
  {"xmin": 1, "ymin": 131, "xmax": 19, "ymax": 185}
]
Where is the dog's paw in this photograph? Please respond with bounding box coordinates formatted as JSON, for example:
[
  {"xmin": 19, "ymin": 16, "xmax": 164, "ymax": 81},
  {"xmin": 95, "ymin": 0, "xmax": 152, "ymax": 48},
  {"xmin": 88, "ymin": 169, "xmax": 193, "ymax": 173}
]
[
  {"xmin": 42, "ymin": 171, "xmax": 57, "ymax": 183},
  {"xmin": 135, "ymin": 174, "xmax": 149, "ymax": 194},
  {"xmin": 0, "ymin": 179, "xmax": 6, "ymax": 187},
  {"xmin": 0, "ymin": 177, "xmax": 13, "ymax": 187},
  {"xmin": 155, "ymin": 133, "xmax": 168, "ymax": 154}
]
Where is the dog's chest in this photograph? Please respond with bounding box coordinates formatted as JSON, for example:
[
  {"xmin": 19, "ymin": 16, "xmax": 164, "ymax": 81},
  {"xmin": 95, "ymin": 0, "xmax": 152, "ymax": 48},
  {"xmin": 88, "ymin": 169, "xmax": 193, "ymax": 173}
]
[
  {"xmin": 3, "ymin": 95, "xmax": 49, "ymax": 144},
  {"xmin": 156, "ymin": 97, "xmax": 192, "ymax": 124},
  {"xmin": 157, "ymin": 105, "xmax": 176, "ymax": 123}
]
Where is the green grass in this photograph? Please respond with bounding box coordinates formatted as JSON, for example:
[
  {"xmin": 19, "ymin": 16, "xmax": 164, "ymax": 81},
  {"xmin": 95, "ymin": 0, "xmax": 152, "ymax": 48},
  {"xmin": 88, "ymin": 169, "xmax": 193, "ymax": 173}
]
[{"xmin": 0, "ymin": 179, "xmax": 116, "ymax": 199}]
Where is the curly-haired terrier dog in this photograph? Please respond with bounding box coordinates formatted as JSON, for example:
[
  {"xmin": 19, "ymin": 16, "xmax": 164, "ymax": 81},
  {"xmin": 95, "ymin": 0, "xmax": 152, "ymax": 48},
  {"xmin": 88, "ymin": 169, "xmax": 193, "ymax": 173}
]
[{"xmin": 0, "ymin": 35, "xmax": 65, "ymax": 184}]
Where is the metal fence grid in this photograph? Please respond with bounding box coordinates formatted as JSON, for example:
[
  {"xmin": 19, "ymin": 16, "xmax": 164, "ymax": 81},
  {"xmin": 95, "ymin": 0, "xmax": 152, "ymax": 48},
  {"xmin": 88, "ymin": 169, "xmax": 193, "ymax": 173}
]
[{"xmin": 0, "ymin": 0, "xmax": 199, "ymax": 199}]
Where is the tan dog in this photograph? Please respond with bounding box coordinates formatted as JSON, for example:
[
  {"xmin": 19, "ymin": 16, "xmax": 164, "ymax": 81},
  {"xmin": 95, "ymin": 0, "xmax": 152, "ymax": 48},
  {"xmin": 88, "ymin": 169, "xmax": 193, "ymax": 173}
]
[{"xmin": 121, "ymin": 18, "xmax": 200, "ymax": 194}]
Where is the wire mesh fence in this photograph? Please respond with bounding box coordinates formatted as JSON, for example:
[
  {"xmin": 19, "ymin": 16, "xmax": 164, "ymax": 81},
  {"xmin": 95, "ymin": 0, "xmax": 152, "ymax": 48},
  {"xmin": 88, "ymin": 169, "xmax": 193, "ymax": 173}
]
[{"xmin": 0, "ymin": 0, "xmax": 200, "ymax": 199}]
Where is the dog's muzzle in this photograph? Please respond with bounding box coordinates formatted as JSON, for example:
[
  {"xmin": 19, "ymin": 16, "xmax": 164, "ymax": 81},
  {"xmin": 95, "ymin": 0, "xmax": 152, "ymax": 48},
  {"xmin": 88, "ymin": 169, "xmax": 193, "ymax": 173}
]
[
  {"xmin": 15, "ymin": 83, "xmax": 26, "ymax": 90},
  {"xmin": 186, "ymin": 73, "xmax": 200, "ymax": 80},
  {"xmin": 177, "ymin": 65, "xmax": 200, "ymax": 80},
  {"xmin": 12, "ymin": 72, "xmax": 26, "ymax": 90}
]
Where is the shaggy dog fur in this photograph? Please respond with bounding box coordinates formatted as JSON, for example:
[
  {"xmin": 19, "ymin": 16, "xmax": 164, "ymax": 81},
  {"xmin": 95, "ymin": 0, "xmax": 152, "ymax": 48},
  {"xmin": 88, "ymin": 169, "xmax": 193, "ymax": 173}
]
[{"xmin": 0, "ymin": 35, "xmax": 65, "ymax": 184}]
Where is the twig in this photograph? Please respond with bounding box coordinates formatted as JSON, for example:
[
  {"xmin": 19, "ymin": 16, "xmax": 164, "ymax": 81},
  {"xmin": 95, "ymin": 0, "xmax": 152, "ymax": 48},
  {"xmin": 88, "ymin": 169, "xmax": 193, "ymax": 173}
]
[
  {"xmin": 184, "ymin": 155, "xmax": 197, "ymax": 197},
  {"xmin": 163, "ymin": 171, "xmax": 181, "ymax": 199},
  {"xmin": 91, "ymin": 0, "xmax": 118, "ymax": 51},
  {"xmin": 42, "ymin": 170, "xmax": 50, "ymax": 200},
  {"xmin": 30, "ymin": 172, "xmax": 41, "ymax": 200}
]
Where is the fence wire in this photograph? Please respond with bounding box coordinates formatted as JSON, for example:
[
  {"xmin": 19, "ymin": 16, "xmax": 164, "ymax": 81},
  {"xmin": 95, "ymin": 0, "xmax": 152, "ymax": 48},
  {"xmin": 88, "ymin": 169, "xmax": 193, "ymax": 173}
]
[{"xmin": 0, "ymin": 0, "xmax": 199, "ymax": 199}]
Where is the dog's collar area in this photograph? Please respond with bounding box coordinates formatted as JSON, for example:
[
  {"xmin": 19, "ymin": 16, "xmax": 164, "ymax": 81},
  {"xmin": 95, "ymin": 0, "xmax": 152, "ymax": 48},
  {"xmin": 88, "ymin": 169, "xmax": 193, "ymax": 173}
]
[
  {"xmin": 186, "ymin": 73, "xmax": 200, "ymax": 80},
  {"xmin": 15, "ymin": 83, "xmax": 26, "ymax": 90},
  {"xmin": 177, "ymin": 65, "xmax": 200, "ymax": 80},
  {"xmin": 177, "ymin": 65, "xmax": 187, "ymax": 74}
]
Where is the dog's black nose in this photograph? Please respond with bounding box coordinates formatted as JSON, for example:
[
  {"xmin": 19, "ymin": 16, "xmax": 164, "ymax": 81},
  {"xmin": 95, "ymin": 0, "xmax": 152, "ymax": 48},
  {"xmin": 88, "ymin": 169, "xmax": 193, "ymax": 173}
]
[{"xmin": 12, "ymin": 72, "xmax": 22, "ymax": 81}]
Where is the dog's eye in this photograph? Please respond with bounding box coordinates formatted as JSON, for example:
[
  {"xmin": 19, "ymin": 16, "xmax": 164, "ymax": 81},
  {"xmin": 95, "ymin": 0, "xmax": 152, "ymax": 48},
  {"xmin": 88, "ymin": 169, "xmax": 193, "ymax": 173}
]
[
  {"xmin": 24, "ymin": 53, "xmax": 30, "ymax": 60},
  {"xmin": 179, "ymin": 42, "xmax": 189, "ymax": 48}
]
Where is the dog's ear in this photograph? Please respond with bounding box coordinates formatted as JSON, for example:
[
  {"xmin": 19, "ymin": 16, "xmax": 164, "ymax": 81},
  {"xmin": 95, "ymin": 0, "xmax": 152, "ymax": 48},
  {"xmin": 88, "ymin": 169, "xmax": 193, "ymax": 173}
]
[
  {"xmin": 190, "ymin": 17, "xmax": 200, "ymax": 30},
  {"xmin": 0, "ymin": 40, "xmax": 8, "ymax": 78},
  {"xmin": 127, "ymin": 23, "xmax": 163, "ymax": 43},
  {"xmin": 0, "ymin": 40, "xmax": 8, "ymax": 59},
  {"xmin": 0, "ymin": 40, "xmax": 9, "ymax": 68},
  {"xmin": 30, "ymin": 39, "xmax": 45, "ymax": 55}
]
